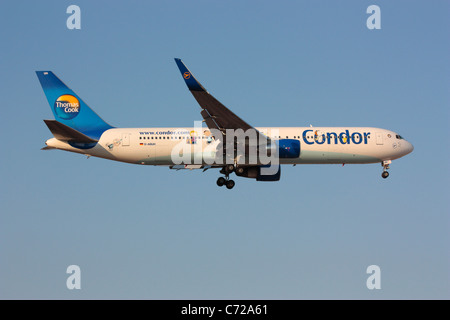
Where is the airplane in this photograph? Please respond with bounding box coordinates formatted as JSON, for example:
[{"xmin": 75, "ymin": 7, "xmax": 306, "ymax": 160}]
[{"xmin": 36, "ymin": 58, "xmax": 414, "ymax": 189}]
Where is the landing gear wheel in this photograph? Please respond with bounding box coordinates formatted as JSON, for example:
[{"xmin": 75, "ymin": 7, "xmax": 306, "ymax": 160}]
[
  {"xmin": 226, "ymin": 180, "xmax": 235, "ymax": 189},
  {"xmin": 225, "ymin": 164, "xmax": 235, "ymax": 174},
  {"xmin": 381, "ymin": 171, "xmax": 389, "ymax": 179},
  {"xmin": 217, "ymin": 177, "xmax": 226, "ymax": 186},
  {"xmin": 235, "ymin": 167, "xmax": 244, "ymax": 176}
]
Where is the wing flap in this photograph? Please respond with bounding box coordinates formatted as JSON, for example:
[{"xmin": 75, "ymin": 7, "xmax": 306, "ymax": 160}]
[
  {"xmin": 174, "ymin": 58, "xmax": 274, "ymax": 164},
  {"xmin": 191, "ymin": 91, "xmax": 253, "ymax": 132}
]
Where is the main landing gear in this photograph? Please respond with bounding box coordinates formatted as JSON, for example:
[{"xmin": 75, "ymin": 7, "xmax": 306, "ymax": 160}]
[
  {"xmin": 216, "ymin": 164, "xmax": 236, "ymax": 189},
  {"xmin": 381, "ymin": 160, "xmax": 391, "ymax": 179}
]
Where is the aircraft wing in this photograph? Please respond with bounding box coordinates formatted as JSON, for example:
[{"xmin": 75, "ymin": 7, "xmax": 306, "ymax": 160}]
[{"xmin": 174, "ymin": 58, "xmax": 257, "ymax": 137}]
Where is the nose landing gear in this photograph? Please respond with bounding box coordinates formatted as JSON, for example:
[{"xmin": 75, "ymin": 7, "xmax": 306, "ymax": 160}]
[{"xmin": 381, "ymin": 160, "xmax": 391, "ymax": 179}]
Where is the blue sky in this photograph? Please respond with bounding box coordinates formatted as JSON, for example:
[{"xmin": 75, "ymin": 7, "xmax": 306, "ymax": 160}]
[{"xmin": 1, "ymin": 1, "xmax": 449, "ymax": 299}]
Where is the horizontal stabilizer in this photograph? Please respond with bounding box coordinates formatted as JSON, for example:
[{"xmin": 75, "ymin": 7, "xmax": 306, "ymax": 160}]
[
  {"xmin": 43, "ymin": 120, "xmax": 98, "ymax": 143},
  {"xmin": 41, "ymin": 146, "xmax": 56, "ymax": 150}
]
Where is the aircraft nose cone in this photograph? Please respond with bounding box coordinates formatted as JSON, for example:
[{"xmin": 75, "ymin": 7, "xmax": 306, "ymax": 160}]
[{"xmin": 405, "ymin": 141, "xmax": 414, "ymax": 155}]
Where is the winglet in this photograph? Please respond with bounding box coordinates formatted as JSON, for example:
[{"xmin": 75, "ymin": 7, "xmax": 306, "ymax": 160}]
[{"xmin": 174, "ymin": 58, "xmax": 206, "ymax": 92}]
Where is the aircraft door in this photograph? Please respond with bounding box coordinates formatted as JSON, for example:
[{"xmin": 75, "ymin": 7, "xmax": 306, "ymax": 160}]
[
  {"xmin": 376, "ymin": 132, "xmax": 383, "ymax": 145},
  {"xmin": 122, "ymin": 133, "xmax": 130, "ymax": 146}
]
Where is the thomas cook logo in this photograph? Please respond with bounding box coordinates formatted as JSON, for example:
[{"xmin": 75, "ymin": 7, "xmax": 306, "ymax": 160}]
[
  {"xmin": 54, "ymin": 94, "xmax": 80, "ymax": 120},
  {"xmin": 183, "ymin": 72, "xmax": 191, "ymax": 79}
]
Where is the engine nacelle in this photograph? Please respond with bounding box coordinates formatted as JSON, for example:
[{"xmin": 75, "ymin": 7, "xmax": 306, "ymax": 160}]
[
  {"xmin": 236, "ymin": 165, "xmax": 281, "ymax": 182},
  {"xmin": 278, "ymin": 139, "xmax": 300, "ymax": 158}
]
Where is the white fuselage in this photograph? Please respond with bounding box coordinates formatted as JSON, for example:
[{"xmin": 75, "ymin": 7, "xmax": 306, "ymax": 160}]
[{"xmin": 45, "ymin": 127, "xmax": 414, "ymax": 166}]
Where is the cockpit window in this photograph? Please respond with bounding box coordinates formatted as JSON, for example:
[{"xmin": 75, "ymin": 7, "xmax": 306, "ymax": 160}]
[{"xmin": 396, "ymin": 134, "xmax": 404, "ymax": 139}]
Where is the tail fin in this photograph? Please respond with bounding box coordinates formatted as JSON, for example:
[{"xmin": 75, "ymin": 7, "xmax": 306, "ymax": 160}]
[{"xmin": 36, "ymin": 71, "xmax": 113, "ymax": 140}]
